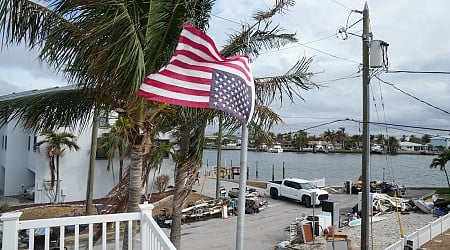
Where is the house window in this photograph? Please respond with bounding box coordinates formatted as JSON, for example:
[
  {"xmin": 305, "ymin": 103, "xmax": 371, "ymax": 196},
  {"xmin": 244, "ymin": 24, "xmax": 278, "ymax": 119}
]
[
  {"xmin": 99, "ymin": 110, "xmax": 109, "ymax": 128},
  {"xmin": 4, "ymin": 135, "xmax": 6, "ymax": 150},
  {"xmin": 33, "ymin": 136, "xmax": 37, "ymax": 152},
  {"xmin": 28, "ymin": 136, "xmax": 31, "ymax": 151},
  {"xmin": 96, "ymin": 137, "xmax": 108, "ymax": 159}
]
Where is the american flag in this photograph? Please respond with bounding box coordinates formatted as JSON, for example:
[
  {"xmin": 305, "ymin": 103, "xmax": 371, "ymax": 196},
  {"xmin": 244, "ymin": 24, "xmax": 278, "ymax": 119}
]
[{"xmin": 137, "ymin": 24, "xmax": 254, "ymax": 124}]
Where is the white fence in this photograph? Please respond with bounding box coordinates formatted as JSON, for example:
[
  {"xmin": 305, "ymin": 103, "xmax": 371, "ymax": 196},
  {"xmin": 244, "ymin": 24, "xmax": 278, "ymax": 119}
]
[
  {"xmin": 310, "ymin": 178, "xmax": 326, "ymax": 188},
  {"xmin": 384, "ymin": 212, "xmax": 450, "ymax": 250},
  {"xmin": 0, "ymin": 202, "xmax": 176, "ymax": 250}
]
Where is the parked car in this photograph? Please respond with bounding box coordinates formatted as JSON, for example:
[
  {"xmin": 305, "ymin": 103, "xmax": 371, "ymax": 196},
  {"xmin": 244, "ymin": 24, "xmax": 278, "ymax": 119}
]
[
  {"xmin": 23, "ymin": 185, "xmax": 35, "ymax": 200},
  {"xmin": 267, "ymin": 178, "xmax": 329, "ymax": 207}
]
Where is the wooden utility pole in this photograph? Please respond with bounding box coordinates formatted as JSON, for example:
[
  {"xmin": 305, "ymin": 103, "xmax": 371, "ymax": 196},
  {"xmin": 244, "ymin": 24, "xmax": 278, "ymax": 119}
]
[{"xmin": 361, "ymin": 2, "xmax": 371, "ymax": 249}]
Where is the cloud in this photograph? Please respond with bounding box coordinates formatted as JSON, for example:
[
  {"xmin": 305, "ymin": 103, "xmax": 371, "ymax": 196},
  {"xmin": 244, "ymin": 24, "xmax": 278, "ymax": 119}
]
[{"xmin": 0, "ymin": 0, "xmax": 449, "ymax": 137}]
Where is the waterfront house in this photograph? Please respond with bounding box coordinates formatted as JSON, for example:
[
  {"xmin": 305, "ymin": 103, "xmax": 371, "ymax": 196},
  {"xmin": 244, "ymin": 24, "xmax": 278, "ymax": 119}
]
[
  {"xmin": 0, "ymin": 87, "xmax": 175, "ymax": 203},
  {"xmin": 430, "ymin": 136, "xmax": 450, "ymax": 150},
  {"xmin": 399, "ymin": 141, "xmax": 426, "ymax": 152}
]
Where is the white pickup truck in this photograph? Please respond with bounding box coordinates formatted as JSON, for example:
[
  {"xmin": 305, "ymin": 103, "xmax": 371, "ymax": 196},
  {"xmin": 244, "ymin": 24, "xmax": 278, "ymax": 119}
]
[{"xmin": 267, "ymin": 178, "xmax": 329, "ymax": 207}]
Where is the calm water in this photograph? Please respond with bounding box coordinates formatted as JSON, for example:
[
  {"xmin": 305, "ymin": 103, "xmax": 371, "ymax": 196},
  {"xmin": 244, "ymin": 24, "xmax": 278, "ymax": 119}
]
[{"xmin": 201, "ymin": 149, "xmax": 447, "ymax": 188}]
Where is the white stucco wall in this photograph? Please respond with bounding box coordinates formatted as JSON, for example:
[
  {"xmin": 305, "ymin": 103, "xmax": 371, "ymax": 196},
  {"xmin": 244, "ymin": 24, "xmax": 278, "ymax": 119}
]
[
  {"xmin": 1, "ymin": 122, "xmax": 35, "ymax": 196},
  {"xmin": 33, "ymin": 124, "xmax": 122, "ymax": 203}
]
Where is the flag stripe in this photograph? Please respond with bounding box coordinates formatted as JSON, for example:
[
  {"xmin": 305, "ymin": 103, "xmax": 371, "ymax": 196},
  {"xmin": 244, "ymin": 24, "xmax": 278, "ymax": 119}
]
[
  {"xmin": 172, "ymin": 52, "xmax": 252, "ymax": 82},
  {"xmin": 143, "ymin": 71, "xmax": 212, "ymax": 92},
  {"xmin": 142, "ymin": 77, "xmax": 210, "ymax": 97},
  {"xmin": 137, "ymin": 89, "xmax": 210, "ymax": 108},
  {"xmin": 181, "ymin": 25, "xmax": 223, "ymax": 61},
  {"xmin": 158, "ymin": 69, "xmax": 211, "ymax": 86},
  {"xmin": 179, "ymin": 35, "xmax": 222, "ymax": 62}
]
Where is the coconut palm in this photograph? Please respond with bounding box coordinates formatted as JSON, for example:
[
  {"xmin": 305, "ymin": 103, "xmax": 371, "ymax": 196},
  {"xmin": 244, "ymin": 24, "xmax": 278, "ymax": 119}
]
[
  {"xmin": 35, "ymin": 130, "xmax": 80, "ymax": 203},
  {"xmin": 100, "ymin": 115, "xmax": 132, "ymax": 182},
  {"xmin": 430, "ymin": 151, "xmax": 450, "ymax": 188},
  {"xmin": 1, "ymin": 0, "xmax": 317, "ymax": 248}
]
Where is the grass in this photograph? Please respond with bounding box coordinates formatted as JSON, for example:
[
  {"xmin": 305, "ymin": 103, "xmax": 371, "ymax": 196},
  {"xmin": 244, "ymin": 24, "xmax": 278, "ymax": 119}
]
[{"xmin": 435, "ymin": 187, "xmax": 450, "ymax": 200}]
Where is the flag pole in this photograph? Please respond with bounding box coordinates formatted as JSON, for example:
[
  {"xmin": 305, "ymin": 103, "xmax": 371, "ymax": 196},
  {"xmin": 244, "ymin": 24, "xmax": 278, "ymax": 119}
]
[{"xmin": 235, "ymin": 124, "xmax": 248, "ymax": 250}]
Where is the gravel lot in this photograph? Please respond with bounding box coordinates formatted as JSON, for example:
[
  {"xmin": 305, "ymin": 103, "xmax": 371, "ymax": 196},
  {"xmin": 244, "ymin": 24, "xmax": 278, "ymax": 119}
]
[{"xmin": 164, "ymin": 179, "xmax": 439, "ymax": 250}]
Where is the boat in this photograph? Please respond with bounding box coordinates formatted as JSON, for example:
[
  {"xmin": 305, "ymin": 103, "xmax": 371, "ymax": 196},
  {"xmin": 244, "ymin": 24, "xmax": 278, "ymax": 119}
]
[
  {"xmin": 348, "ymin": 215, "xmax": 386, "ymax": 227},
  {"xmin": 370, "ymin": 144, "xmax": 384, "ymax": 154},
  {"xmin": 268, "ymin": 144, "xmax": 283, "ymax": 153},
  {"xmin": 414, "ymin": 199, "xmax": 433, "ymax": 214}
]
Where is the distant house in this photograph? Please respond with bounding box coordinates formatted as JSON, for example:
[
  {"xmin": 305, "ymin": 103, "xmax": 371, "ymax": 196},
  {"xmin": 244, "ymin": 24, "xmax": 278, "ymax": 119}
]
[
  {"xmin": 430, "ymin": 136, "xmax": 450, "ymax": 150},
  {"xmin": 399, "ymin": 141, "xmax": 426, "ymax": 151},
  {"xmin": 0, "ymin": 87, "xmax": 175, "ymax": 203}
]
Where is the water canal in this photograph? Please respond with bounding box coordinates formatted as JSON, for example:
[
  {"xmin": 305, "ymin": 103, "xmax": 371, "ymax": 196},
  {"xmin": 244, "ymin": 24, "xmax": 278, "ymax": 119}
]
[{"xmin": 201, "ymin": 149, "xmax": 446, "ymax": 188}]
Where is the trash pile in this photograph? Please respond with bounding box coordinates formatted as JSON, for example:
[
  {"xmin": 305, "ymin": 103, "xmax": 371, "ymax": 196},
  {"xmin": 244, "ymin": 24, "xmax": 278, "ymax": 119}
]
[{"xmin": 154, "ymin": 186, "xmax": 269, "ymax": 228}]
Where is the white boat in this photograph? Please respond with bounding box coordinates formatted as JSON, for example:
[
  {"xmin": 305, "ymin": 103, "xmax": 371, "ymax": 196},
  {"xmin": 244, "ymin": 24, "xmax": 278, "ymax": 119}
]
[
  {"xmin": 268, "ymin": 144, "xmax": 283, "ymax": 153},
  {"xmin": 348, "ymin": 215, "xmax": 386, "ymax": 227},
  {"xmin": 414, "ymin": 199, "xmax": 433, "ymax": 214}
]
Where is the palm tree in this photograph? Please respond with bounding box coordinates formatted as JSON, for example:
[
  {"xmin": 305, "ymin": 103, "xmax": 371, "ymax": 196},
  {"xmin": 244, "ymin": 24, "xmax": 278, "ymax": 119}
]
[
  {"xmin": 100, "ymin": 115, "xmax": 132, "ymax": 182},
  {"xmin": 296, "ymin": 130, "xmax": 309, "ymax": 150},
  {"xmin": 1, "ymin": 0, "xmax": 316, "ymax": 248},
  {"xmin": 35, "ymin": 130, "xmax": 80, "ymax": 203},
  {"xmin": 430, "ymin": 151, "xmax": 450, "ymax": 188}
]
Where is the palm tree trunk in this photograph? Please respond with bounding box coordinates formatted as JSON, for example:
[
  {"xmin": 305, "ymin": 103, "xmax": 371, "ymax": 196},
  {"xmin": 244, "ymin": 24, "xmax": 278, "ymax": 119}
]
[
  {"xmin": 444, "ymin": 168, "xmax": 450, "ymax": 188},
  {"xmin": 55, "ymin": 156, "xmax": 60, "ymax": 203},
  {"xmin": 86, "ymin": 106, "xmax": 100, "ymax": 214},
  {"xmin": 170, "ymin": 127, "xmax": 201, "ymax": 249},
  {"xmin": 122, "ymin": 140, "xmax": 144, "ymax": 250}
]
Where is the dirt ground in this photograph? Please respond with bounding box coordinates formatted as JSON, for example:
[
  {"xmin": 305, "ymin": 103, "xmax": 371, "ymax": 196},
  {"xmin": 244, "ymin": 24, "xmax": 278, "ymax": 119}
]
[{"xmin": 420, "ymin": 228, "xmax": 450, "ymax": 250}]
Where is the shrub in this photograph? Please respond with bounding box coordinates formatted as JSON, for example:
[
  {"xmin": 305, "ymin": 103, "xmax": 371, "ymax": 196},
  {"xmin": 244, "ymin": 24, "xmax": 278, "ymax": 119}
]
[
  {"xmin": 0, "ymin": 203, "xmax": 9, "ymax": 212},
  {"xmin": 155, "ymin": 175, "xmax": 170, "ymax": 193}
]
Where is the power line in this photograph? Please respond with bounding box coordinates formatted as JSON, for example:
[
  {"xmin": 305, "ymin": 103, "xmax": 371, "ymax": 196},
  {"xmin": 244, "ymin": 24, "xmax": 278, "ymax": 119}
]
[
  {"xmin": 375, "ymin": 75, "xmax": 450, "ymax": 115},
  {"xmin": 300, "ymin": 43, "xmax": 361, "ymax": 64},
  {"xmin": 386, "ymin": 70, "xmax": 450, "ymax": 75},
  {"xmin": 314, "ymin": 72, "xmax": 360, "ymax": 84},
  {"xmin": 329, "ymin": 0, "xmax": 353, "ymax": 10},
  {"xmin": 211, "ymin": 13, "xmax": 241, "ymax": 25},
  {"xmin": 347, "ymin": 118, "xmax": 450, "ymax": 133}
]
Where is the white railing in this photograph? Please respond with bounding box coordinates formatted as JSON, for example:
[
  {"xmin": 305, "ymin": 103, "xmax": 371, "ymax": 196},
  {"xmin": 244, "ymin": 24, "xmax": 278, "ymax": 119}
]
[
  {"xmin": 383, "ymin": 212, "xmax": 450, "ymax": 250},
  {"xmin": 310, "ymin": 178, "xmax": 326, "ymax": 188},
  {"xmin": 0, "ymin": 202, "xmax": 176, "ymax": 250}
]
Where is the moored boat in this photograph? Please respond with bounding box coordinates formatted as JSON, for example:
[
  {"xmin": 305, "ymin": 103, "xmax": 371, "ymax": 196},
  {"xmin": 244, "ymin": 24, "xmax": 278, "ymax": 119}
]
[{"xmin": 268, "ymin": 144, "xmax": 283, "ymax": 153}]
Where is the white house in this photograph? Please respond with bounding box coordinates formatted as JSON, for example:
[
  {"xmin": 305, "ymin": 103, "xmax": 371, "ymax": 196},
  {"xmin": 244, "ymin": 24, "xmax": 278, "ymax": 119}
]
[
  {"xmin": 399, "ymin": 141, "xmax": 426, "ymax": 151},
  {"xmin": 0, "ymin": 87, "xmax": 176, "ymax": 203},
  {"xmin": 430, "ymin": 136, "xmax": 450, "ymax": 150}
]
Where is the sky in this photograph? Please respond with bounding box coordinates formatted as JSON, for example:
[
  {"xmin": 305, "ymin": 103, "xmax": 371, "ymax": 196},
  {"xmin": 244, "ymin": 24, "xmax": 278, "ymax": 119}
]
[{"xmin": 1, "ymin": 0, "xmax": 449, "ymax": 138}]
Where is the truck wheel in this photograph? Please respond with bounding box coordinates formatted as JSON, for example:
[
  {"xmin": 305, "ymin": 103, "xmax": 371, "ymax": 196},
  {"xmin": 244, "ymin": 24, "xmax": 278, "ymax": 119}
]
[
  {"xmin": 303, "ymin": 196, "xmax": 311, "ymax": 208},
  {"xmin": 270, "ymin": 188, "xmax": 279, "ymax": 199}
]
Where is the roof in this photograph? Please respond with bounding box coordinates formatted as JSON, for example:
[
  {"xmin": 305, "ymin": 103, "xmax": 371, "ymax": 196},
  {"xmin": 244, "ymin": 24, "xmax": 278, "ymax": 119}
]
[
  {"xmin": 0, "ymin": 85, "xmax": 75, "ymax": 101},
  {"xmin": 399, "ymin": 141, "xmax": 424, "ymax": 146}
]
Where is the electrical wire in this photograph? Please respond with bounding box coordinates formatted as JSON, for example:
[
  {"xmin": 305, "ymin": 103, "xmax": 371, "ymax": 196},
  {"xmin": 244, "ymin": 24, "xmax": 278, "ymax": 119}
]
[
  {"xmin": 347, "ymin": 118, "xmax": 450, "ymax": 133},
  {"xmin": 386, "ymin": 70, "xmax": 450, "ymax": 75},
  {"xmin": 313, "ymin": 72, "xmax": 360, "ymax": 84},
  {"xmin": 329, "ymin": 0, "xmax": 353, "ymax": 10},
  {"xmin": 375, "ymin": 75, "xmax": 450, "ymax": 115}
]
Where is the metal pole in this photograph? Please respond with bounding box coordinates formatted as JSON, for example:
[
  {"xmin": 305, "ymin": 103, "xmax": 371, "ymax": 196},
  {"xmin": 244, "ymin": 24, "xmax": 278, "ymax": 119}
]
[
  {"xmin": 236, "ymin": 125, "xmax": 248, "ymax": 250},
  {"xmin": 215, "ymin": 113, "xmax": 223, "ymax": 199},
  {"xmin": 361, "ymin": 2, "xmax": 371, "ymax": 249}
]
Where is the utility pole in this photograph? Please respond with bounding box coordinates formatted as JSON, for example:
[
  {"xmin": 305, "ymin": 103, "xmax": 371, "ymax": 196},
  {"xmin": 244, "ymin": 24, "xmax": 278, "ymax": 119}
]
[{"xmin": 361, "ymin": 2, "xmax": 371, "ymax": 250}]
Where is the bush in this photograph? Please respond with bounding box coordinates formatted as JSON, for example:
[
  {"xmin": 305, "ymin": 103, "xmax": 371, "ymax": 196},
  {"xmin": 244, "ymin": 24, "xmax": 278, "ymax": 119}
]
[
  {"xmin": 0, "ymin": 203, "xmax": 9, "ymax": 212},
  {"xmin": 155, "ymin": 175, "xmax": 170, "ymax": 193}
]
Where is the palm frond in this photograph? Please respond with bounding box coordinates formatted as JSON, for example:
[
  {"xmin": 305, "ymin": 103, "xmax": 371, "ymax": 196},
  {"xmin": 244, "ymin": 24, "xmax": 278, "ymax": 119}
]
[
  {"xmin": 255, "ymin": 57, "xmax": 317, "ymax": 105},
  {"xmin": 252, "ymin": 0, "xmax": 296, "ymax": 21},
  {"xmin": 221, "ymin": 22, "xmax": 297, "ymax": 59},
  {"xmin": 0, "ymin": 88, "xmax": 101, "ymax": 132}
]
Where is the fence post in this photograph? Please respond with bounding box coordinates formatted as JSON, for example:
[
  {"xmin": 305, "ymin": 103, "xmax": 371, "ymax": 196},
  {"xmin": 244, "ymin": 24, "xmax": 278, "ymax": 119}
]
[
  {"xmin": 1, "ymin": 212, "xmax": 23, "ymax": 249},
  {"xmin": 139, "ymin": 202, "xmax": 155, "ymax": 250}
]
